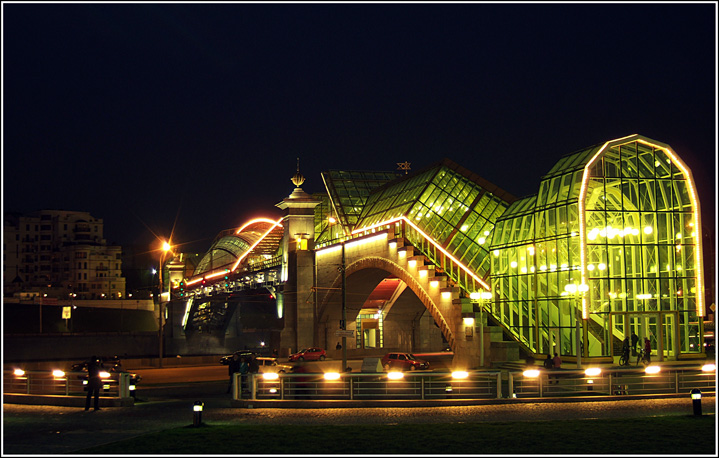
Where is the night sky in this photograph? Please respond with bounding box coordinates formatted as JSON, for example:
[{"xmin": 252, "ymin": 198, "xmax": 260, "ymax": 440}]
[{"xmin": 3, "ymin": 2, "xmax": 716, "ymax": 256}]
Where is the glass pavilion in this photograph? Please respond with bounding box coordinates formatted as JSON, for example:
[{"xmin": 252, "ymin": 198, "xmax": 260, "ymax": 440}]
[{"xmin": 322, "ymin": 134, "xmax": 706, "ymax": 362}]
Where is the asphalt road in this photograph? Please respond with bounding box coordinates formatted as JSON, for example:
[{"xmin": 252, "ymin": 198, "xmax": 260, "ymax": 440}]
[{"xmin": 3, "ymin": 393, "xmax": 715, "ymax": 455}]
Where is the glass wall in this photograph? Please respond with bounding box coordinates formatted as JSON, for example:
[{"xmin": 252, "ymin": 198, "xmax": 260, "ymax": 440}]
[{"xmin": 489, "ymin": 136, "xmax": 704, "ymax": 360}]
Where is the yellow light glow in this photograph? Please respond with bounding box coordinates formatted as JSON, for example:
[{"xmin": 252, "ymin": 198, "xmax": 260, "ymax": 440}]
[
  {"xmin": 644, "ymin": 365, "xmax": 661, "ymax": 374},
  {"xmin": 598, "ymin": 263, "xmax": 606, "ymax": 270},
  {"xmin": 451, "ymin": 371, "xmax": 469, "ymax": 379},
  {"xmin": 510, "ymin": 261, "xmax": 517, "ymax": 268},
  {"xmin": 441, "ymin": 291, "xmax": 452, "ymax": 299},
  {"xmin": 230, "ymin": 218, "xmax": 284, "ymax": 272},
  {"xmin": 14, "ymin": 369, "xmax": 25, "ymax": 376},
  {"xmin": 52, "ymin": 370, "xmax": 65, "ymax": 378},
  {"xmin": 523, "ymin": 369, "xmax": 540, "ymax": 378},
  {"xmin": 463, "ymin": 317, "xmax": 475, "ymax": 326},
  {"xmin": 323, "ymin": 372, "xmax": 341, "ymax": 381},
  {"xmin": 587, "ymin": 264, "xmax": 595, "ymax": 271},
  {"xmin": 99, "ymin": 371, "xmax": 111, "ymax": 379},
  {"xmin": 419, "ymin": 269, "xmax": 427, "ymax": 277},
  {"xmin": 584, "ymin": 367, "xmax": 602, "ymax": 376},
  {"xmin": 478, "ymin": 237, "xmax": 486, "ymax": 244},
  {"xmin": 387, "ymin": 371, "xmax": 404, "ymax": 380},
  {"xmin": 701, "ymin": 364, "xmax": 716, "ymax": 372},
  {"xmin": 408, "ymin": 259, "xmax": 417, "ymax": 268},
  {"xmin": 430, "ymin": 280, "xmax": 439, "ymax": 288},
  {"xmin": 262, "ymin": 372, "xmax": 279, "ymax": 380},
  {"xmin": 470, "ymin": 292, "xmax": 481, "ymax": 300},
  {"xmin": 527, "ymin": 246, "xmax": 535, "ymax": 255},
  {"xmin": 236, "ymin": 217, "xmax": 284, "ymax": 234}
]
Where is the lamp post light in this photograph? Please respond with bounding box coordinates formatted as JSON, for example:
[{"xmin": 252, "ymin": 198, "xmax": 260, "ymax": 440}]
[
  {"xmin": 158, "ymin": 240, "xmax": 172, "ymax": 368},
  {"xmin": 564, "ymin": 283, "xmax": 589, "ymax": 368},
  {"xmin": 470, "ymin": 291, "xmax": 493, "ymax": 367}
]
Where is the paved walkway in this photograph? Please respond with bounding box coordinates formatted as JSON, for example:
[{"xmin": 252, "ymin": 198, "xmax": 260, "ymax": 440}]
[{"xmin": 2, "ymin": 391, "xmax": 714, "ymax": 455}]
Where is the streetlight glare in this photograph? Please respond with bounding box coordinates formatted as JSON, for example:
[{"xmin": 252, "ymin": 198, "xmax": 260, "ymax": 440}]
[{"xmin": 162, "ymin": 241, "xmax": 172, "ymax": 252}]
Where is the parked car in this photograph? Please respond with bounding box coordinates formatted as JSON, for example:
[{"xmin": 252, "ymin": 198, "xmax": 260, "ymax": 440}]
[
  {"xmin": 381, "ymin": 352, "xmax": 430, "ymax": 371},
  {"xmin": 219, "ymin": 351, "xmax": 257, "ymax": 365},
  {"xmin": 288, "ymin": 347, "xmax": 326, "ymax": 362},
  {"xmin": 255, "ymin": 357, "xmax": 292, "ymax": 373}
]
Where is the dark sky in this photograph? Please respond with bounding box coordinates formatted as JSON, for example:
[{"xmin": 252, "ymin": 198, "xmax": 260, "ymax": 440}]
[{"xmin": 3, "ymin": 2, "xmax": 716, "ymax": 255}]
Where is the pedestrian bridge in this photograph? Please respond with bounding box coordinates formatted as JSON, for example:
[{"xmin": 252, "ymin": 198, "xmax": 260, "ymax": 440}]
[{"xmin": 170, "ymin": 134, "xmax": 708, "ymax": 371}]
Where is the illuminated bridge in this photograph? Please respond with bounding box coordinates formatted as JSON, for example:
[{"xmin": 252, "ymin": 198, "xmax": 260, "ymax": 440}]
[{"xmin": 163, "ymin": 134, "xmax": 708, "ymax": 369}]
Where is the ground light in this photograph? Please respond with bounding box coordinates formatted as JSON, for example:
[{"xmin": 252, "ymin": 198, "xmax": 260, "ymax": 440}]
[
  {"xmin": 13, "ymin": 369, "xmax": 25, "ymax": 376},
  {"xmin": 644, "ymin": 365, "xmax": 661, "ymax": 374},
  {"xmin": 193, "ymin": 401, "xmax": 204, "ymax": 427},
  {"xmin": 324, "ymin": 372, "xmax": 341, "ymax": 381},
  {"xmin": 701, "ymin": 363, "xmax": 716, "ymax": 372},
  {"xmin": 690, "ymin": 389, "xmax": 702, "ymax": 416},
  {"xmin": 387, "ymin": 371, "xmax": 404, "ymax": 380}
]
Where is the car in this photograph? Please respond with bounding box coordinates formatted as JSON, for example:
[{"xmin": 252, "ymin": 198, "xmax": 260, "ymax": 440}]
[
  {"xmin": 219, "ymin": 351, "xmax": 257, "ymax": 365},
  {"xmin": 288, "ymin": 347, "xmax": 326, "ymax": 362},
  {"xmin": 255, "ymin": 357, "xmax": 292, "ymax": 374},
  {"xmin": 381, "ymin": 352, "xmax": 430, "ymax": 371}
]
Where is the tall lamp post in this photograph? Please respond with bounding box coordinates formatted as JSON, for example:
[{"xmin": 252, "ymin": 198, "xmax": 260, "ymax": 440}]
[
  {"xmin": 158, "ymin": 240, "xmax": 172, "ymax": 368},
  {"xmin": 564, "ymin": 282, "xmax": 588, "ymax": 368},
  {"xmin": 470, "ymin": 291, "xmax": 493, "ymax": 368}
]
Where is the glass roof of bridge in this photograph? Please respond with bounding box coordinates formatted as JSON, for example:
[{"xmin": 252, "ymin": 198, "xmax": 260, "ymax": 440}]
[
  {"xmin": 355, "ymin": 158, "xmax": 516, "ymax": 279},
  {"xmin": 321, "ymin": 170, "xmax": 403, "ymax": 232}
]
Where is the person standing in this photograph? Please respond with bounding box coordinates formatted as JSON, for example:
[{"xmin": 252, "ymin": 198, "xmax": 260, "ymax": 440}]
[
  {"xmin": 85, "ymin": 356, "xmax": 103, "ymax": 411},
  {"xmin": 621, "ymin": 337, "xmax": 630, "ymax": 365},
  {"xmin": 239, "ymin": 357, "xmax": 249, "ymax": 395},
  {"xmin": 227, "ymin": 353, "xmax": 240, "ymax": 394},
  {"xmin": 631, "ymin": 331, "xmax": 639, "ymax": 355},
  {"xmin": 543, "ymin": 354, "xmax": 553, "ymax": 370},
  {"xmin": 644, "ymin": 337, "xmax": 652, "ymax": 364},
  {"xmin": 550, "ymin": 352, "xmax": 562, "ymax": 384}
]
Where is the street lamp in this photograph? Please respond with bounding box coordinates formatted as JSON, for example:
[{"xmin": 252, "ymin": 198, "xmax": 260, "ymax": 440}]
[
  {"xmin": 158, "ymin": 240, "xmax": 172, "ymax": 368},
  {"xmin": 564, "ymin": 282, "xmax": 588, "ymax": 368},
  {"xmin": 470, "ymin": 291, "xmax": 493, "ymax": 367}
]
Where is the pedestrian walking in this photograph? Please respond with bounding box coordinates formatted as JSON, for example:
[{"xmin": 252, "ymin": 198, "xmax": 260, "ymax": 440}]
[{"xmin": 84, "ymin": 356, "xmax": 103, "ymax": 411}]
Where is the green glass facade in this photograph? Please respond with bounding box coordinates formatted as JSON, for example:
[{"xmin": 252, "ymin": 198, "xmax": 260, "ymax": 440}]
[
  {"xmin": 489, "ymin": 135, "xmax": 705, "ymax": 360},
  {"xmin": 313, "ymin": 135, "xmax": 705, "ymax": 362},
  {"xmin": 356, "ymin": 159, "xmax": 516, "ymax": 294}
]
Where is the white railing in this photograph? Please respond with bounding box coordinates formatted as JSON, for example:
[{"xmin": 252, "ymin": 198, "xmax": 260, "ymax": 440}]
[
  {"xmin": 3, "ymin": 370, "xmax": 134, "ymax": 399},
  {"xmin": 234, "ymin": 365, "xmax": 716, "ymax": 402}
]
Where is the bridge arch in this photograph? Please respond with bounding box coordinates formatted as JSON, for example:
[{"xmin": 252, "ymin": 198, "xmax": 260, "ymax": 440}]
[{"xmin": 317, "ymin": 255, "xmax": 457, "ymax": 352}]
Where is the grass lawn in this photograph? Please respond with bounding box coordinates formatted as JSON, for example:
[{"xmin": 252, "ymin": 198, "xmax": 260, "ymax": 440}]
[{"xmin": 79, "ymin": 414, "xmax": 715, "ymax": 455}]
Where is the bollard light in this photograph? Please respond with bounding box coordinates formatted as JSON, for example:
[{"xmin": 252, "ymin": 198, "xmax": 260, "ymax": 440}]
[
  {"xmin": 14, "ymin": 369, "xmax": 25, "ymax": 377},
  {"xmin": 690, "ymin": 389, "xmax": 702, "ymax": 416},
  {"xmin": 522, "ymin": 369, "xmax": 540, "ymax": 378},
  {"xmin": 193, "ymin": 401, "xmax": 204, "ymax": 427},
  {"xmin": 52, "ymin": 370, "xmax": 65, "ymax": 378},
  {"xmin": 701, "ymin": 363, "xmax": 716, "ymax": 372}
]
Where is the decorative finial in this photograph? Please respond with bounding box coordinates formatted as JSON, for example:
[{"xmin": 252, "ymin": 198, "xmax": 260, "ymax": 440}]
[
  {"xmin": 397, "ymin": 161, "xmax": 411, "ymax": 175},
  {"xmin": 291, "ymin": 157, "xmax": 305, "ymax": 187}
]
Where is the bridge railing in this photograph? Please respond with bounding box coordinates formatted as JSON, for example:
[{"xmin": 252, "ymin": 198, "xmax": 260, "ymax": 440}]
[
  {"xmin": 3, "ymin": 370, "xmax": 133, "ymax": 398},
  {"xmin": 236, "ymin": 371, "xmax": 503, "ymax": 401},
  {"xmin": 510, "ymin": 366, "xmax": 716, "ymax": 398},
  {"xmin": 234, "ymin": 365, "xmax": 715, "ymax": 402}
]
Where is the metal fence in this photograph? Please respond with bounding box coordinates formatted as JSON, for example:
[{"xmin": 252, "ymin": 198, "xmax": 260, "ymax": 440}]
[
  {"xmin": 3, "ymin": 370, "xmax": 134, "ymax": 399},
  {"xmin": 235, "ymin": 365, "xmax": 716, "ymax": 401}
]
